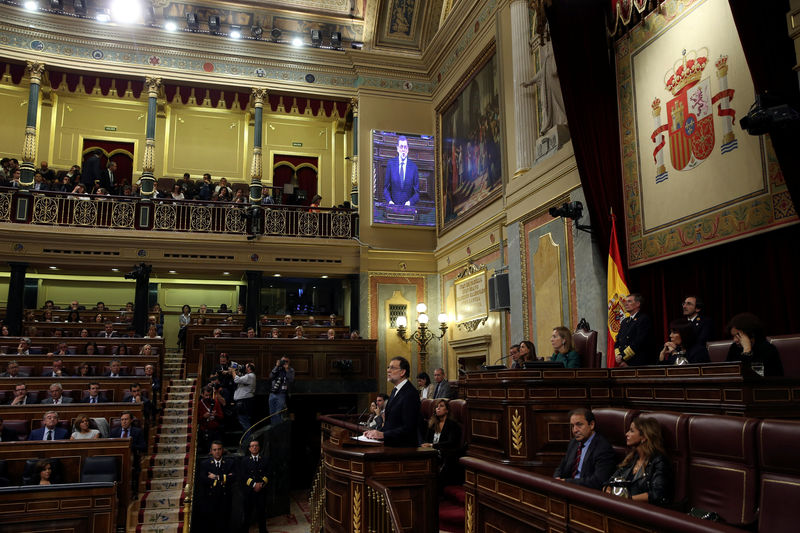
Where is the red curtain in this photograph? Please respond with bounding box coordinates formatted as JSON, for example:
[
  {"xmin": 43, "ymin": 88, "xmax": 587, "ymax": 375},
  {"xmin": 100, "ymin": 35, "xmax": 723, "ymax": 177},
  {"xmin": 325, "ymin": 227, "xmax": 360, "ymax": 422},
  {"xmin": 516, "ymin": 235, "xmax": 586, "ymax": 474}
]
[
  {"xmin": 81, "ymin": 139, "xmax": 135, "ymax": 187},
  {"xmin": 272, "ymin": 154, "xmax": 318, "ymax": 206}
]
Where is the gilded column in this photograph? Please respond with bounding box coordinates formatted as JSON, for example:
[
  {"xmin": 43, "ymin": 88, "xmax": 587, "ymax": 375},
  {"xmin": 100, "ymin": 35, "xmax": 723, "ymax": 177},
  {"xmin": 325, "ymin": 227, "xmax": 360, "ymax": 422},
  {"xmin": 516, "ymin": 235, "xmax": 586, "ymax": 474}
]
[
  {"xmin": 511, "ymin": 0, "xmax": 536, "ymax": 176},
  {"xmin": 19, "ymin": 62, "xmax": 45, "ymax": 189},
  {"xmin": 249, "ymin": 88, "xmax": 266, "ymax": 203},
  {"xmin": 139, "ymin": 77, "xmax": 161, "ymax": 199},
  {"xmin": 349, "ymin": 97, "xmax": 359, "ymax": 207}
]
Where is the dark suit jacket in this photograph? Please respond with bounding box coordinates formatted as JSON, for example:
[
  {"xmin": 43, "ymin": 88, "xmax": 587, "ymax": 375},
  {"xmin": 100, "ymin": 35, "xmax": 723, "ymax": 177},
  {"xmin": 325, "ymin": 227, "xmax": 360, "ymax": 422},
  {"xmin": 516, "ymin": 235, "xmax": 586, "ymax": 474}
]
[
  {"xmin": 28, "ymin": 426, "xmax": 69, "ymax": 441},
  {"xmin": 688, "ymin": 314, "xmax": 714, "ymax": 347},
  {"xmin": 98, "ymin": 168, "xmax": 115, "ymax": 192},
  {"xmin": 82, "ymin": 154, "xmax": 101, "ymax": 188},
  {"xmin": 104, "ymin": 371, "xmax": 128, "ymax": 377},
  {"xmin": 383, "ymin": 157, "xmax": 420, "ymax": 205},
  {"xmin": 382, "ymin": 380, "xmax": 421, "ymax": 447},
  {"xmin": 239, "ymin": 454, "xmax": 269, "ymax": 492},
  {"xmin": 198, "ymin": 456, "xmax": 236, "ymax": 499},
  {"xmin": 616, "ymin": 312, "xmax": 655, "ymax": 366},
  {"xmin": 0, "ymin": 426, "xmax": 20, "ymax": 441},
  {"xmin": 81, "ymin": 394, "xmax": 110, "ymax": 403},
  {"xmin": 110, "ymin": 425, "xmax": 146, "ymax": 454},
  {"xmin": 39, "ymin": 397, "xmax": 73, "ymax": 404},
  {"xmin": 552, "ymin": 431, "xmax": 616, "ymax": 490},
  {"xmin": 432, "ymin": 379, "xmax": 455, "ymax": 399}
]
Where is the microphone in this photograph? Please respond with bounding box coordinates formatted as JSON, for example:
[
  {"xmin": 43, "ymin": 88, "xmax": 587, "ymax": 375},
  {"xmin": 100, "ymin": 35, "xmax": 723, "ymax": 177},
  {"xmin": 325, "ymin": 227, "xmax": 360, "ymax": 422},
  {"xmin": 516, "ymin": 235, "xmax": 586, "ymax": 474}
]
[
  {"xmin": 493, "ymin": 353, "xmax": 509, "ymax": 365},
  {"xmin": 356, "ymin": 404, "xmax": 371, "ymax": 425}
]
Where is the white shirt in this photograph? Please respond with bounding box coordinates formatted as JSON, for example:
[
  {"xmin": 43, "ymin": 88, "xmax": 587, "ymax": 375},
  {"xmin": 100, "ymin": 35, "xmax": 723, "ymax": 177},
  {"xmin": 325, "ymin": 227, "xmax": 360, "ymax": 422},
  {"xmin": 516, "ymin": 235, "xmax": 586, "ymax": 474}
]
[{"xmin": 233, "ymin": 371, "xmax": 255, "ymax": 400}]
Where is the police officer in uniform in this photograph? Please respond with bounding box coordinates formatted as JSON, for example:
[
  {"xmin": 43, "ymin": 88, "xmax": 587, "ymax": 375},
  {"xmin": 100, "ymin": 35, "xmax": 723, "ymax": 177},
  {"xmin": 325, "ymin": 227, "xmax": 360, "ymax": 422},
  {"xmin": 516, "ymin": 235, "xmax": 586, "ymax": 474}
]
[
  {"xmin": 239, "ymin": 438, "xmax": 269, "ymax": 533},
  {"xmin": 197, "ymin": 441, "xmax": 236, "ymax": 533},
  {"xmin": 614, "ymin": 293, "xmax": 655, "ymax": 366}
]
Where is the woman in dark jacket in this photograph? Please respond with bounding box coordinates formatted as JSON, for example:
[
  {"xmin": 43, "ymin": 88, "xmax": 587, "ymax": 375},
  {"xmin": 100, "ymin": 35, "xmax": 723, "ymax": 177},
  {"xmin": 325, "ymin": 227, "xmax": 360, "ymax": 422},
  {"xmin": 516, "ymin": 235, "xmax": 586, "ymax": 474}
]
[
  {"xmin": 605, "ymin": 416, "xmax": 672, "ymax": 506},
  {"xmin": 725, "ymin": 312, "xmax": 784, "ymax": 376},
  {"xmin": 422, "ymin": 399, "xmax": 463, "ymax": 486},
  {"xmin": 658, "ymin": 319, "xmax": 709, "ymax": 365}
]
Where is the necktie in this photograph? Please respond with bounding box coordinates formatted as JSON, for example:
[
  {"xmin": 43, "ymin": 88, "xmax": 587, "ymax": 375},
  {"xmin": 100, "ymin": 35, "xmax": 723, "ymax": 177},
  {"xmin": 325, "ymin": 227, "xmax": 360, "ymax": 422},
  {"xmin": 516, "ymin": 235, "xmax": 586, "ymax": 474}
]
[
  {"xmin": 571, "ymin": 441, "xmax": 584, "ymax": 477},
  {"xmin": 389, "ymin": 388, "xmax": 397, "ymax": 403},
  {"xmin": 215, "ymin": 461, "xmax": 220, "ymax": 468},
  {"xmin": 434, "ymin": 382, "xmax": 440, "ymax": 398},
  {"xmin": 91, "ymin": 397, "xmax": 96, "ymax": 404},
  {"xmin": 46, "ymin": 430, "xmax": 53, "ymax": 440},
  {"xmin": 122, "ymin": 429, "xmax": 128, "ymax": 438}
]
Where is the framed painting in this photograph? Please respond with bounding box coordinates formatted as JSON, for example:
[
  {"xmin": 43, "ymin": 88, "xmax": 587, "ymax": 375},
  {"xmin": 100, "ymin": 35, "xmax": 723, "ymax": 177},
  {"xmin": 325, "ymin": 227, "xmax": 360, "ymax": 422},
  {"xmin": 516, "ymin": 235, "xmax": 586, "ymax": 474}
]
[
  {"xmin": 436, "ymin": 42, "xmax": 504, "ymax": 235},
  {"xmin": 617, "ymin": 0, "xmax": 797, "ymax": 267}
]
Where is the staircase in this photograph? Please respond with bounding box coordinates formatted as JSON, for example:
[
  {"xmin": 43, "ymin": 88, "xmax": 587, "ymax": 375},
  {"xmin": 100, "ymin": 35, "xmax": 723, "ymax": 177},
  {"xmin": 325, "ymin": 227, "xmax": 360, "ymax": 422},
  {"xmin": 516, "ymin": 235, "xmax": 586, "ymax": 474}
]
[
  {"xmin": 439, "ymin": 485, "xmax": 466, "ymax": 533},
  {"xmin": 128, "ymin": 350, "xmax": 195, "ymax": 533}
]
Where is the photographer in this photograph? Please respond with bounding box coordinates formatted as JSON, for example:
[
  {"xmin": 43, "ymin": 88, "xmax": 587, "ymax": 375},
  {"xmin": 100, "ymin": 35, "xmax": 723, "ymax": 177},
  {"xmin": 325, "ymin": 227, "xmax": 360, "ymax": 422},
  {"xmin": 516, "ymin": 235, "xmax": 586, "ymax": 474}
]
[
  {"xmin": 268, "ymin": 356, "xmax": 295, "ymax": 424},
  {"xmin": 198, "ymin": 385, "xmax": 224, "ymax": 450},
  {"xmin": 228, "ymin": 362, "xmax": 256, "ymax": 433}
]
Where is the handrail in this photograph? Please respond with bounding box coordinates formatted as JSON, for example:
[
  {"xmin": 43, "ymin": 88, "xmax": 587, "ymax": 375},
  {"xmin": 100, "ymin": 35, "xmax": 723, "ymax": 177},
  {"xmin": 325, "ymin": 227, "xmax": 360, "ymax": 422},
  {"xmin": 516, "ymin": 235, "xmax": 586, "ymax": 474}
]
[
  {"xmin": 308, "ymin": 459, "xmax": 325, "ymax": 533},
  {"xmin": 365, "ymin": 478, "xmax": 403, "ymax": 533},
  {"xmin": 182, "ymin": 352, "xmax": 203, "ymax": 533}
]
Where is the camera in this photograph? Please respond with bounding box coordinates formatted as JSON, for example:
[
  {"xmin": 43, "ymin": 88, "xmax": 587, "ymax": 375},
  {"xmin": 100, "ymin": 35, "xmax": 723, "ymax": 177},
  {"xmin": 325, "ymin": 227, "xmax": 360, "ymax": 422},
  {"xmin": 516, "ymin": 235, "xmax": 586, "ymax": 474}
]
[
  {"xmin": 740, "ymin": 95, "xmax": 800, "ymax": 136},
  {"xmin": 124, "ymin": 262, "xmax": 152, "ymax": 280},
  {"xmin": 549, "ymin": 201, "xmax": 583, "ymax": 220}
]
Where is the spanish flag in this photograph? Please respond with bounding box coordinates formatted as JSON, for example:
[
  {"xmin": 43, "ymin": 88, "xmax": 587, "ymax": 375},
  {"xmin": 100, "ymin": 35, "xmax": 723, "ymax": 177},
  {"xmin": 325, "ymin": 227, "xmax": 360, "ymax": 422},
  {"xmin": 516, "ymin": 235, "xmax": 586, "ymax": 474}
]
[{"xmin": 607, "ymin": 214, "xmax": 628, "ymax": 368}]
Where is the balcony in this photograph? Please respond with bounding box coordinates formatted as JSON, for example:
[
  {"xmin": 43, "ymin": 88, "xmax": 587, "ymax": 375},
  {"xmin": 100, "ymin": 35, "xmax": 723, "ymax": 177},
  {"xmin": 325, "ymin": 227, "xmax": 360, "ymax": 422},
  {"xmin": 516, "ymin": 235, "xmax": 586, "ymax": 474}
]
[{"xmin": 0, "ymin": 188, "xmax": 358, "ymax": 240}]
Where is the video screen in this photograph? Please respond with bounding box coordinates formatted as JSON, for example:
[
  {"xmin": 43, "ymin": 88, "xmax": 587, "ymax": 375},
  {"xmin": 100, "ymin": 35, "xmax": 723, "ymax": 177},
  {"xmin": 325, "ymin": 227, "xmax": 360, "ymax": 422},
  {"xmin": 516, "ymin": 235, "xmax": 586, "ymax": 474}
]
[{"xmin": 372, "ymin": 130, "xmax": 436, "ymax": 227}]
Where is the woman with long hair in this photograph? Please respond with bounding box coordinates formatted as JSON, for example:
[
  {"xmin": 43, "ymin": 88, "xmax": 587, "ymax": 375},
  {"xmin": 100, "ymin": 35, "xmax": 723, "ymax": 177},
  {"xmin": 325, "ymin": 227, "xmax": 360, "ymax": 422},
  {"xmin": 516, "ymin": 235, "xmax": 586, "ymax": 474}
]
[
  {"xmin": 139, "ymin": 344, "xmax": 153, "ymax": 356},
  {"xmin": 550, "ymin": 327, "xmax": 580, "ymax": 368},
  {"xmin": 519, "ymin": 340, "xmax": 537, "ymax": 364},
  {"xmin": 417, "ymin": 371, "xmax": 435, "ymax": 399},
  {"xmin": 66, "ymin": 310, "xmax": 81, "ymax": 323},
  {"xmin": 421, "ymin": 399, "xmax": 464, "ymax": 486},
  {"xmin": 605, "ymin": 416, "xmax": 672, "ymax": 505},
  {"xmin": 658, "ymin": 319, "xmax": 709, "ymax": 365},
  {"xmin": 34, "ymin": 459, "xmax": 56, "ymax": 485},
  {"xmin": 70, "ymin": 413, "xmax": 100, "ymax": 440}
]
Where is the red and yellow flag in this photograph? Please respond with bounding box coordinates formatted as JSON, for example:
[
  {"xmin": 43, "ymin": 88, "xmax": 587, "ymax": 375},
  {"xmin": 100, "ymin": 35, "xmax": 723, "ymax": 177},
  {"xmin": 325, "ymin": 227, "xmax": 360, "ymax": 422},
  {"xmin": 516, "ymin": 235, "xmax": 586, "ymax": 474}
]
[{"xmin": 607, "ymin": 215, "xmax": 629, "ymax": 368}]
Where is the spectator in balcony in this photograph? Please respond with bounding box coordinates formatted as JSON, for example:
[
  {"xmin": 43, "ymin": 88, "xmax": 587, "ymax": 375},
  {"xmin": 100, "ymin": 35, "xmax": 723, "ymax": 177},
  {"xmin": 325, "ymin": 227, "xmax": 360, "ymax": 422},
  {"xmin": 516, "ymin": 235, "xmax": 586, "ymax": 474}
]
[
  {"xmin": 216, "ymin": 187, "xmax": 232, "ymax": 202},
  {"xmin": 214, "ymin": 177, "xmax": 230, "ymax": 195},
  {"xmin": 66, "ymin": 310, "xmax": 81, "ymax": 323},
  {"xmin": 84, "ymin": 342, "xmax": 99, "ymax": 356},
  {"xmin": 38, "ymin": 161, "xmax": 56, "ymax": 182},
  {"xmin": 71, "ymin": 413, "xmax": 100, "ymax": 440},
  {"xmin": 1, "ymin": 360, "xmax": 28, "ymax": 377},
  {"xmin": 179, "ymin": 173, "xmax": 196, "ymax": 199},
  {"xmin": 28, "ymin": 411, "xmax": 68, "ymax": 440},
  {"xmin": 35, "ymin": 459, "xmax": 57, "ymax": 485},
  {"xmin": 604, "ymin": 416, "xmax": 672, "ymax": 506},
  {"xmin": 310, "ymin": 194, "xmax": 322, "ymax": 212},
  {"xmin": 171, "ymin": 184, "xmax": 184, "ymax": 200},
  {"xmin": 550, "ymin": 327, "xmax": 580, "ymax": 369},
  {"xmin": 233, "ymin": 188, "xmax": 247, "ymax": 204},
  {"xmin": 726, "ymin": 312, "xmax": 784, "ymax": 376},
  {"xmin": 261, "ymin": 187, "xmax": 275, "ymax": 205},
  {"xmin": 197, "ymin": 174, "xmax": 213, "ymax": 200},
  {"xmin": 33, "ymin": 171, "xmax": 48, "ymax": 190},
  {"xmin": 421, "ymin": 398, "xmax": 463, "ymax": 486},
  {"xmin": 70, "ymin": 183, "xmax": 91, "ymax": 200},
  {"xmin": 82, "ymin": 149, "xmax": 102, "ymax": 191}
]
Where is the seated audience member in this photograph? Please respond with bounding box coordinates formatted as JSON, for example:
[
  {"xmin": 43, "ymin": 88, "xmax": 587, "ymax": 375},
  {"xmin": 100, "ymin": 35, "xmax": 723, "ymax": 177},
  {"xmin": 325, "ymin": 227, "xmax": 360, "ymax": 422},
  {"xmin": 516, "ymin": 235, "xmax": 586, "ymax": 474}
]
[
  {"xmin": 350, "ymin": 330, "xmax": 361, "ymax": 340},
  {"xmin": 270, "ymin": 327, "xmax": 280, "ymax": 338},
  {"xmin": 236, "ymin": 304, "xmax": 245, "ymax": 314},
  {"xmin": 0, "ymin": 415, "xmax": 20, "ymax": 441},
  {"xmin": 100, "ymin": 321, "xmax": 118, "ymax": 338},
  {"xmin": 614, "ymin": 293, "xmax": 655, "ymax": 367},
  {"xmin": 106, "ymin": 358, "xmax": 126, "ymax": 377},
  {"xmin": 41, "ymin": 309, "xmax": 54, "ymax": 322},
  {"xmin": 519, "ymin": 340, "xmax": 537, "ymax": 364},
  {"xmin": 71, "ymin": 413, "xmax": 100, "ymax": 439},
  {"xmin": 0, "ymin": 325, "xmax": 9, "ymax": 336},
  {"xmin": 34, "ymin": 459, "xmax": 57, "ymax": 485},
  {"xmin": 198, "ymin": 385, "xmax": 224, "ymax": 450},
  {"xmin": 139, "ymin": 344, "xmax": 153, "ymax": 356},
  {"xmin": 306, "ymin": 315, "xmax": 317, "ymax": 326},
  {"xmin": 84, "ymin": 342, "xmax": 99, "ymax": 356},
  {"xmin": 212, "ymin": 328, "xmax": 223, "ymax": 338},
  {"xmin": 658, "ymin": 320, "xmax": 709, "ymax": 365},
  {"xmin": 80, "ymin": 328, "xmax": 90, "ymax": 338},
  {"xmin": 326, "ymin": 328, "xmax": 336, "ymax": 340},
  {"xmin": 83, "ymin": 382, "xmax": 109, "ymax": 403},
  {"xmin": 417, "ymin": 372, "xmax": 434, "ymax": 399},
  {"xmin": 367, "ymin": 393, "xmax": 388, "ymax": 430},
  {"xmin": 66, "ymin": 310, "xmax": 81, "ymax": 323},
  {"xmin": 42, "ymin": 357, "xmax": 69, "ymax": 377},
  {"xmin": 725, "ymin": 312, "xmax": 784, "ymax": 376},
  {"xmin": 421, "ymin": 398, "xmax": 464, "ymax": 486},
  {"xmin": 16, "ymin": 337, "xmax": 31, "ymax": 355},
  {"xmin": 198, "ymin": 304, "xmax": 209, "ymax": 314},
  {"xmin": 8, "ymin": 383, "xmax": 31, "ymax": 405},
  {"xmin": 1, "ymin": 360, "xmax": 28, "ymax": 377},
  {"xmin": 604, "ymin": 416, "xmax": 672, "ymax": 506},
  {"xmin": 77, "ymin": 362, "xmax": 93, "ymax": 377},
  {"xmin": 54, "ymin": 342, "xmax": 71, "ymax": 356},
  {"xmin": 93, "ymin": 313, "xmax": 104, "ymax": 324},
  {"xmin": 95, "ymin": 301, "xmax": 106, "ymax": 311},
  {"xmin": 553, "ymin": 408, "xmax": 616, "ymax": 489},
  {"xmin": 508, "ymin": 343, "xmax": 522, "ymax": 369},
  {"xmin": 144, "ymin": 364, "xmax": 161, "ymax": 402},
  {"xmin": 246, "ymin": 327, "xmax": 257, "ymax": 339},
  {"xmin": 111, "ymin": 411, "xmax": 146, "ymax": 455},
  {"xmin": 293, "ymin": 326, "xmax": 306, "ymax": 339},
  {"xmin": 29, "ymin": 411, "xmax": 69, "ymax": 440},
  {"xmin": 41, "ymin": 383, "xmax": 73, "ymax": 404},
  {"xmin": 550, "ymin": 326, "xmax": 580, "ymax": 368},
  {"xmin": 283, "ymin": 314, "xmax": 293, "ymax": 326},
  {"xmin": 432, "ymin": 367, "xmax": 455, "ymax": 399},
  {"xmin": 328, "ymin": 314, "xmax": 337, "ymax": 326},
  {"xmin": 682, "ymin": 295, "xmax": 713, "ymax": 346},
  {"xmin": 145, "ymin": 325, "xmax": 161, "ymax": 339}
]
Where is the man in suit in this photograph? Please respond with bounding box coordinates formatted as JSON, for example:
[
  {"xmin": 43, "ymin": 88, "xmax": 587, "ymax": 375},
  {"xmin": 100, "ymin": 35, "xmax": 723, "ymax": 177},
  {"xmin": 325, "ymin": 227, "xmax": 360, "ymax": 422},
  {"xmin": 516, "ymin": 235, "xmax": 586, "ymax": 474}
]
[
  {"xmin": 197, "ymin": 441, "xmax": 236, "ymax": 533},
  {"xmin": 28, "ymin": 411, "xmax": 69, "ymax": 440},
  {"xmin": 40, "ymin": 383, "xmax": 73, "ymax": 405},
  {"xmin": 0, "ymin": 416, "xmax": 20, "ymax": 441},
  {"xmin": 432, "ymin": 367, "xmax": 455, "ymax": 399},
  {"xmin": 383, "ymin": 136, "xmax": 420, "ymax": 206},
  {"xmin": 98, "ymin": 160, "xmax": 117, "ymax": 193},
  {"xmin": 682, "ymin": 295, "xmax": 713, "ymax": 347},
  {"xmin": 1, "ymin": 361, "xmax": 28, "ymax": 377},
  {"xmin": 239, "ymin": 438, "xmax": 269, "ymax": 533},
  {"xmin": 614, "ymin": 293, "xmax": 655, "ymax": 367},
  {"xmin": 553, "ymin": 408, "xmax": 616, "ymax": 489},
  {"xmin": 82, "ymin": 382, "xmax": 110, "ymax": 403},
  {"xmin": 42, "ymin": 357, "xmax": 69, "ymax": 378},
  {"xmin": 110, "ymin": 411, "xmax": 146, "ymax": 454},
  {"xmin": 123, "ymin": 382, "xmax": 154, "ymax": 420},
  {"xmin": 81, "ymin": 149, "xmax": 102, "ymax": 191},
  {"xmin": 100, "ymin": 321, "xmax": 118, "ymax": 338},
  {"xmin": 7, "ymin": 383, "xmax": 31, "ymax": 405},
  {"xmin": 105, "ymin": 359, "xmax": 126, "ymax": 377},
  {"xmin": 508, "ymin": 344, "xmax": 522, "ymax": 369},
  {"xmin": 364, "ymin": 356, "xmax": 420, "ymax": 447}
]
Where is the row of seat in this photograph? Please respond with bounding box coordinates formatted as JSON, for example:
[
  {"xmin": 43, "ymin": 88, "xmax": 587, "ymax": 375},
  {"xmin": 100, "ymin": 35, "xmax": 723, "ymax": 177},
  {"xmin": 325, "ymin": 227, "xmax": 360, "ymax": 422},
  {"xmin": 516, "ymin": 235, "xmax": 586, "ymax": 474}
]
[
  {"xmin": 2, "ymin": 363, "xmax": 153, "ymax": 377},
  {"xmin": 707, "ymin": 333, "xmax": 800, "ymax": 376},
  {"xmin": 0, "ymin": 456, "xmax": 119, "ymax": 486},
  {"xmin": 0, "ymin": 386, "xmax": 143, "ymax": 405},
  {"xmin": 2, "ymin": 344, "xmax": 160, "ymax": 355},
  {"xmin": 591, "ymin": 407, "xmax": 800, "ymax": 530}
]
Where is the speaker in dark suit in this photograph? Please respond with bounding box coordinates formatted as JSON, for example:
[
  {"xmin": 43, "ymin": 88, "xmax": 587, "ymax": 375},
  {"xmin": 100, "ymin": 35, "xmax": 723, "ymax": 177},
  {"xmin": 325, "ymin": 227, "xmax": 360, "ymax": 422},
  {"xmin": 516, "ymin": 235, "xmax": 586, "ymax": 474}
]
[
  {"xmin": 553, "ymin": 408, "xmax": 616, "ymax": 489},
  {"xmin": 364, "ymin": 356, "xmax": 420, "ymax": 447},
  {"xmin": 382, "ymin": 136, "xmax": 419, "ymax": 206}
]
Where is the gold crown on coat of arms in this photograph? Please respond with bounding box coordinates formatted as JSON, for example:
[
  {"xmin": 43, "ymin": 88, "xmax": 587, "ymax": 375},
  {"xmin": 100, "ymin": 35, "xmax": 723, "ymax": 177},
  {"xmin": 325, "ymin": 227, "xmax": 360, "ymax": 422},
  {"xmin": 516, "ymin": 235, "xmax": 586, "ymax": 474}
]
[{"xmin": 664, "ymin": 48, "xmax": 709, "ymax": 95}]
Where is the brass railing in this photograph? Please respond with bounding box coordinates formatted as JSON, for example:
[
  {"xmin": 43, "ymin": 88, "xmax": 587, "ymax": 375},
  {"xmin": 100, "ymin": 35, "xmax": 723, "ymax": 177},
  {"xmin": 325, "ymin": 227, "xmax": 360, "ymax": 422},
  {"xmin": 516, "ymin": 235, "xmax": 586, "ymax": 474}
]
[
  {"xmin": 0, "ymin": 189, "xmax": 358, "ymax": 239},
  {"xmin": 309, "ymin": 460, "xmax": 326, "ymax": 533},
  {"xmin": 366, "ymin": 481, "xmax": 401, "ymax": 533}
]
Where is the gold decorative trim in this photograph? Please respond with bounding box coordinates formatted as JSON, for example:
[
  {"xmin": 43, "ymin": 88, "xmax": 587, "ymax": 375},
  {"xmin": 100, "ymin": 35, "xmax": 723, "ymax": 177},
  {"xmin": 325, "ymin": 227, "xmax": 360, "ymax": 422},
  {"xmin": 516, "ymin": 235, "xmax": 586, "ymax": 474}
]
[
  {"xmin": 352, "ymin": 483, "xmax": 362, "ymax": 533},
  {"xmin": 511, "ymin": 408, "xmax": 524, "ymax": 454},
  {"xmin": 465, "ymin": 492, "xmax": 474, "ymax": 533},
  {"xmin": 518, "ymin": 221, "xmax": 529, "ymax": 340}
]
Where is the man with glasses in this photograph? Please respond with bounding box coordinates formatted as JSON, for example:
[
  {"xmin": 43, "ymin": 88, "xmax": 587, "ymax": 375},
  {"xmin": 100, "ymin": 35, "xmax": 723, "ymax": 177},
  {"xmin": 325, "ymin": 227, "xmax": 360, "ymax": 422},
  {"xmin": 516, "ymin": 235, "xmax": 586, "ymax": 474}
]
[{"xmin": 364, "ymin": 356, "xmax": 420, "ymax": 447}]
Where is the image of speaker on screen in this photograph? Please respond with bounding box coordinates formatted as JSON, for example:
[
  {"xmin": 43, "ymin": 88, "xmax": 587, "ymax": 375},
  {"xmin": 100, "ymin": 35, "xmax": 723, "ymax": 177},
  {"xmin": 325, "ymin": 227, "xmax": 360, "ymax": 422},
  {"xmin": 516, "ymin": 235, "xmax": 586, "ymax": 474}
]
[
  {"xmin": 372, "ymin": 131, "xmax": 436, "ymax": 227},
  {"xmin": 384, "ymin": 136, "xmax": 419, "ymax": 207}
]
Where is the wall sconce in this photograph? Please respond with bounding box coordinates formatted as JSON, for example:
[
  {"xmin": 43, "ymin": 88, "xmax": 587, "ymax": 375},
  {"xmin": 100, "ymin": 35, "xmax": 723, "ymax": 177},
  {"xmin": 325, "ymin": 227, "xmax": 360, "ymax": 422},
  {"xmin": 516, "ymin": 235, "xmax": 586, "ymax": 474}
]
[{"xmin": 395, "ymin": 303, "xmax": 448, "ymax": 373}]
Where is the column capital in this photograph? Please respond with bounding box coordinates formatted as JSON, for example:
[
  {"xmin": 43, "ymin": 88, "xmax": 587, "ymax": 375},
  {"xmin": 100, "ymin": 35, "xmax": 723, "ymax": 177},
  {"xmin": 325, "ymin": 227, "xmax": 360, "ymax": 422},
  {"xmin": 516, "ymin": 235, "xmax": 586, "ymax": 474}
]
[
  {"xmin": 145, "ymin": 77, "xmax": 162, "ymax": 98},
  {"xmin": 349, "ymin": 97, "xmax": 358, "ymax": 116},
  {"xmin": 251, "ymin": 88, "xmax": 267, "ymax": 107},
  {"xmin": 26, "ymin": 61, "xmax": 45, "ymax": 85}
]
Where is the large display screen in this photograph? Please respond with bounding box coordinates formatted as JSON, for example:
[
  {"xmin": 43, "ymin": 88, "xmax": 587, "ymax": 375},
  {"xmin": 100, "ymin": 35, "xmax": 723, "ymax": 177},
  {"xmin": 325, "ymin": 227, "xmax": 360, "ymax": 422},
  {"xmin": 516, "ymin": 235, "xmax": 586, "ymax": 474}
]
[{"xmin": 371, "ymin": 130, "xmax": 436, "ymax": 227}]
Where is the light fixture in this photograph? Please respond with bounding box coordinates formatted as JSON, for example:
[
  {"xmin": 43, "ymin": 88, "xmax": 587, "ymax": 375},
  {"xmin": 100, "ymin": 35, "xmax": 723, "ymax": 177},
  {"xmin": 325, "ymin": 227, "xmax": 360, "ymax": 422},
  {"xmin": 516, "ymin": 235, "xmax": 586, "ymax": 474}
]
[
  {"xmin": 73, "ymin": 0, "xmax": 87, "ymax": 15},
  {"xmin": 230, "ymin": 25, "xmax": 242, "ymax": 39},
  {"xmin": 310, "ymin": 29, "xmax": 322, "ymax": 47},
  {"xmin": 110, "ymin": 0, "xmax": 140, "ymax": 23},
  {"xmin": 273, "ymin": 273, "xmax": 281, "ymax": 277},
  {"xmin": 251, "ymin": 25, "xmax": 263, "ymax": 38},
  {"xmin": 223, "ymin": 271, "xmax": 230, "ymax": 275},
  {"xmin": 24, "ymin": 0, "xmax": 39, "ymax": 11},
  {"xmin": 395, "ymin": 301, "xmax": 448, "ymax": 372},
  {"xmin": 96, "ymin": 9, "xmax": 111, "ymax": 23},
  {"xmin": 270, "ymin": 28, "xmax": 281, "ymax": 41},
  {"xmin": 330, "ymin": 31, "xmax": 341, "ymax": 48},
  {"xmin": 168, "ymin": 270, "xmax": 177, "ymax": 274},
  {"xmin": 292, "ymin": 36, "xmax": 303, "ymax": 47},
  {"xmin": 321, "ymin": 275, "xmax": 328, "ymax": 279},
  {"xmin": 351, "ymin": 41, "xmax": 364, "ymax": 50},
  {"xmin": 48, "ymin": 266, "xmax": 59, "ymax": 270},
  {"xmin": 186, "ymin": 13, "xmax": 198, "ymax": 30},
  {"xmin": 208, "ymin": 15, "xmax": 221, "ymax": 33},
  {"xmin": 111, "ymin": 268, "xmax": 120, "ymax": 272},
  {"xmin": 164, "ymin": 20, "xmax": 177, "ymax": 31}
]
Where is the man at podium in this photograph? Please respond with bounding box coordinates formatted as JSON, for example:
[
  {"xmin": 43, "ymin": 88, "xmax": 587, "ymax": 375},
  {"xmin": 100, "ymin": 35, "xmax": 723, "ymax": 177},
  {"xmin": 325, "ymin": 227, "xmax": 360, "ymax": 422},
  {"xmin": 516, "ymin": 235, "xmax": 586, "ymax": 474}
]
[{"xmin": 364, "ymin": 356, "xmax": 420, "ymax": 446}]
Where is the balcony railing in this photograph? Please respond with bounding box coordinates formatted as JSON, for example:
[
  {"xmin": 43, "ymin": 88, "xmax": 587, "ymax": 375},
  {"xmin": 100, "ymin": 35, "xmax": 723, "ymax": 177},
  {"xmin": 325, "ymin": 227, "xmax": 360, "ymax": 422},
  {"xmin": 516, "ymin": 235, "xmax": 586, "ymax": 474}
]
[{"xmin": 0, "ymin": 188, "xmax": 358, "ymax": 239}]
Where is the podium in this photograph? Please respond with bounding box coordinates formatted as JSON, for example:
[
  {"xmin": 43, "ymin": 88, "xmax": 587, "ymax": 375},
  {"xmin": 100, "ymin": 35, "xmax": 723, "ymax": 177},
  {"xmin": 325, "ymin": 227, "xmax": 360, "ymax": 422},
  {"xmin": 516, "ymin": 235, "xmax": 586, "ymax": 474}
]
[{"xmin": 315, "ymin": 418, "xmax": 439, "ymax": 533}]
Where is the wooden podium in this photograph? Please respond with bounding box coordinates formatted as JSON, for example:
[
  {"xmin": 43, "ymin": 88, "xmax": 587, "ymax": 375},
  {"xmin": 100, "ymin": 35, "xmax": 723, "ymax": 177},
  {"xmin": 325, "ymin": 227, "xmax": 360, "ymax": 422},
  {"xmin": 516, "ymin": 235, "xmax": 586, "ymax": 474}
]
[{"xmin": 315, "ymin": 418, "xmax": 439, "ymax": 533}]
